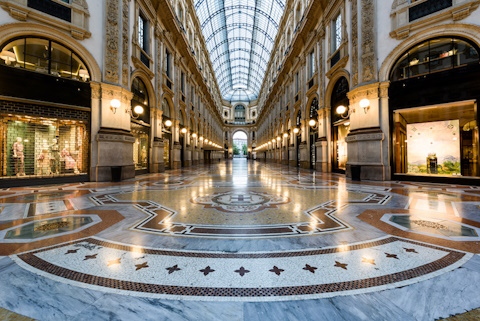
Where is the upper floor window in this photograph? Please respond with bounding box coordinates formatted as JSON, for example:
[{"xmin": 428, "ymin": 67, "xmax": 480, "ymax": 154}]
[
  {"xmin": 333, "ymin": 13, "xmax": 342, "ymax": 52},
  {"xmin": 0, "ymin": 37, "xmax": 90, "ymax": 82},
  {"xmin": 178, "ymin": 5, "xmax": 184, "ymax": 25},
  {"xmin": 181, "ymin": 72, "xmax": 185, "ymax": 93},
  {"xmin": 162, "ymin": 98, "xmax": 171, "ymax": 119},
  {"xmin": 295, "ymin": 72, "xmax": 299, "ymax": 94},
  {"xmin": 191, "ymin": 85, "xmax": 194, "ymax": 103},
  {"xmin": 308, "ymin": 50, "xmax": 315, "ymax": 79},
  {"xmin": 138, "ymin": 14, "xmax": 148, "ymax": 53},
  {"xmin": 165, "ymin": 49, "xmax": 172, "ymax": 78},
  {"xmin": 234, "ymin": 105, "xmax": 246, "ymax": 124},
  {"xmin": 390, "ymin": 37, "xmax": 479, "ymax": 82},
  {"xmin": 409, "ymin": 0, "xmax": 452, "ymax": 22}
]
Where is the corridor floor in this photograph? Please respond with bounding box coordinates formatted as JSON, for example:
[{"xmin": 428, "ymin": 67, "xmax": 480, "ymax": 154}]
[{"xmin": 1, "ymin": 159, "xmax": 480, "ymax": 320}]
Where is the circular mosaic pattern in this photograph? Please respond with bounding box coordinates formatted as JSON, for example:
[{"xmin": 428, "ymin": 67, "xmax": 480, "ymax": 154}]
[{"xmin": 191, "ymin": 191, "xmax": 290, "ymax": 213}]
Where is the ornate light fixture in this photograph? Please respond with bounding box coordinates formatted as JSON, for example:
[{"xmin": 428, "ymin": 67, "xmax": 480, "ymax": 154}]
[
  {"xmin": 293, "ymin": 127, "xmax": 299, "ymax": 134},
  {"xmin": 110, "ymin": 99, "xmax": 121, "ymax": 114},
  {"xmin": 192, "ymin": 133, "xmax": 197, "ymax": 138},
  {"xmin": 359, "ymin": 98, "xmax": 370, "ymax": 114},
  {"xmin": 164, "ymin": 119, "xmax": 172, "ymax": 127},
  {"xmin": 336, "ymin": 105, "xmax": 353, "ymax": 119},
  {"xmin": 126, "ymin": 105, "xmax": 144, "ymax": 119},
  {"xmin": 283, "ymin": 133, "xmax": 288, "ymax": 138}
]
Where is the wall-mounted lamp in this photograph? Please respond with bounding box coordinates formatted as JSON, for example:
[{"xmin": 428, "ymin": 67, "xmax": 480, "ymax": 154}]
[
  {"xmin": 204, "ymin": 139, "xmax": 209, "ymax": 143},
  {"xmin": 110, "ymin": 99, "xmax": 121, "ymax": 114},
  {"xmin": 181, "ymin": 128, "xmax": 187, "ymax": 134},
  {"xmin": 359, "ymin": 98, "xmax": 370, "ymax": 114},
  {"xmin": 283, "ymin": 133, "xmax": 288, "ymax": 138},
  {"xmin": 336, "ymin": 105, "xmax": 353, "ymax": 119},
  {"xmin": 126, "ymin": 105, "xmax": 144, "ymax": 119},
  {"xmin": 293, "ymin": 127, "xmax": 300, "ymax": 134},
  {"xmin": 164, "ymin": 119, "xmax": 172, "ymax": 127},
  {"xmin": 276, "ymin": 136, "xmax": 281, "ymax": 140},
  {"xmin": 308, "ymin": 119, "xmax": 319, "ymax": 130},
  {"xmin": 192, "ymin": 133, "xmax": 197, "ymax": 138},
  {"xmin": 199, "ymin": 136, "xmax": 204, "ymax": 141},
  {"xmin": 271, "ymin": 139, "xmax": 276, "ymax": 143}
]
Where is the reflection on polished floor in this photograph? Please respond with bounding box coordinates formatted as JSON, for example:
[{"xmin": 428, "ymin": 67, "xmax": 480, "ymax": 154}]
[{"xmin": 1, "ymin": 159, "xmax": 480, "ymax": 320}]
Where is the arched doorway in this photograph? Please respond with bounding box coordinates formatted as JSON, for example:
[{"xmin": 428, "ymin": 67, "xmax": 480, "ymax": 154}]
[
  {"xmin": 389, "ymin": 37, "xmax": 480, "ymax": 179},
  {"xmin": 331, "ymin": 77, "xmax": 350, "ymax": 173},
  {"xmin": 233, "ymin": 131, "xmax": 248, "ymax": 158},
  {"xmin": 162, "ymin": 98, "xmax": 173, "ymax": 169},
  {"xmin": 131, "ymin": 77, "xmax": 151, "ymax": 174},
  {"xmin": 179, "ymin": 110, "xmax": 186, "ymax": 167},
  {"xmin": 308, "ymin": 97, "xmax": 319, "ymax": 170},
  {"xmin": 295, "ymin": 110, "xmax": 302, "ymax": 168}
]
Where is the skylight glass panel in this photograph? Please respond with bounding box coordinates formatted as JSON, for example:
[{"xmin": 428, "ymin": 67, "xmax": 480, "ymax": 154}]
[{"xmin": 194, "ymin": 0, "xmax": 286, "ymax": 102}]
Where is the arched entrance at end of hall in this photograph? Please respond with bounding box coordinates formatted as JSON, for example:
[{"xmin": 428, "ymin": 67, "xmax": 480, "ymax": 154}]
[
  {"xmin": 232, "ymin": 130, "xmax": 248, "ymax": 158},
  {"xmin": 331, "ymin": 76, "xmax": 350, "ymax": 173}
]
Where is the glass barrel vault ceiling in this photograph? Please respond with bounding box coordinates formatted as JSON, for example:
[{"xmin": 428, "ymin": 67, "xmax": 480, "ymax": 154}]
[{"xmin": 194, "ymin": 0, "xmax": 286, "ymax": 102}]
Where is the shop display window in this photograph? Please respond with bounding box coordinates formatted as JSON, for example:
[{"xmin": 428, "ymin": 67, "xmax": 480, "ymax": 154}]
[
  {"xmin": 0, "ymin": 115, "xmax": 89, "ymax": 179},
  {"xmin": 390, "ymin": 37, "xmax": 479, "ymax": 81},
  {"xmin": 334, "ymin": 121, "xmax": 350, "ymax": 171},
  {"xmin": 393, "ymin": 102, "xmax": 478, "ymax": 177},
  {"xmin": 132, "ymin": 123, "xmax": 149, "ymax": 171}
]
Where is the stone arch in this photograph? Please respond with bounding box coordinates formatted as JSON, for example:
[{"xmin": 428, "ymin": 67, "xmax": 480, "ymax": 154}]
[
  {"xmin": 130, "ymin": 70, "xmax": 156, "ymax": 107},
  {"xmin": 325, "ymin": 69, "xmax": 350, "ymax": 110},
  {"xmin": 0, "ymin": 22, "xmax": 101, "ymax": 82},
  {"xmin": 379, "ymin": 24, "xmax": 480, "ymax": 82}
]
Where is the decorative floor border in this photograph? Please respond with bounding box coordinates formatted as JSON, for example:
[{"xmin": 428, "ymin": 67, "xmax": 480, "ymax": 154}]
[{"xmin": 13, "ymin": 236, "xmax": 471, "ymax": 302}]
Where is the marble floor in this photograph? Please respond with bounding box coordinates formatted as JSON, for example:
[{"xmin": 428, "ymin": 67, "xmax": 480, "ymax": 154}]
[{"xmin": 1, "ymin": 159, "xmax": 480, "ymax": 320}]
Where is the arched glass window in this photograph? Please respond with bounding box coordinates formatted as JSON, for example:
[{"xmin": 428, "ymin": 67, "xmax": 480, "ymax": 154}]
[
  {"xmin": 179, "ymin": 111, "xmax": 185, "ymax": 126},
  {"xmin": 234, "ymin": 105, "xmax": 246, "ymax": 124},
  {"xmin": 131, "ymin": 77, "xmax": 150, "ymax": 123},
  {"xmin": 162, "ymin": 98, "xmax": 171, "ymax": 118},
  {"xmin": 390, "ymin": 37, "xmax": 479, "ymax": 82},
  {"xmin": 0, "ymin": 37, "xmax": 90, "ymax": 82},
  {"xmin": 296, "ymin": 110, "xmax": 301, "ymax": 127}
]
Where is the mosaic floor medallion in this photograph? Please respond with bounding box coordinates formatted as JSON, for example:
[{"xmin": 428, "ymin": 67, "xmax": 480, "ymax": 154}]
[{"xmin": 191, "ymin": 191, "xmax": 290, "ymax": 213}]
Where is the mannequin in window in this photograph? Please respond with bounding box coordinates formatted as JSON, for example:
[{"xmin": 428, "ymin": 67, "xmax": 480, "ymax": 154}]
[
  {"xmin": 141, "ymin": 145, "xmax": 147, "ymax": 167},
  {"xmin": 50, "ymin": 138, "xmax": 60, "ymax": 174},
  {"xmin": 37, "ymin": 139, "xmax": 50, "ymax": 176},
  {"xmin": 13, "ymin": 137, "xmax": 25, "ymax": 176},
  {"xmin": 61, "ymin": 142, "xmax": 79, "ymax": 174}
]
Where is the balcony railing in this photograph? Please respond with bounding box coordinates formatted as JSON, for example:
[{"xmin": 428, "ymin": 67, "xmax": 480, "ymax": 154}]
[
  {"xmin": 409, "ymin": 0, "xmax": 452, "ymax": 22},
  {"xmin": 28, "ymin": 0, "xmax": 71, "ymax": 22}
]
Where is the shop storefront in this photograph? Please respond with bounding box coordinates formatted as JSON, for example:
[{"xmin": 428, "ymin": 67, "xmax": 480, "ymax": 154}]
[
  {"xmin": 0, "ymin": 115, "xmax": 89, "ymax": 179},
  {"xmin": 0, "ymin": 36, "xmax": 91, "ymax": 185},
  {"xmin": 309, "ymin": 98, "xmax": 319, "ymax": 169},
  {"xmin": 390, "ymin": 37, "xmax": 480, "ymax": 182},
  {"xmin": 161, "ymin": 98, "xmax": 172, "ymax": 169},
  {"xmin": 331, "ymin": 77, "xmax": 350, "ymax": 173},
  {"xmin": 130, "ymin": 77, "xmax": 151, "ymax": 174}
]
